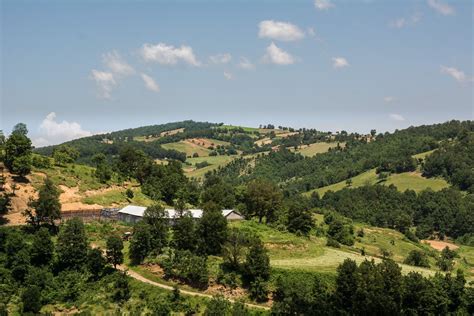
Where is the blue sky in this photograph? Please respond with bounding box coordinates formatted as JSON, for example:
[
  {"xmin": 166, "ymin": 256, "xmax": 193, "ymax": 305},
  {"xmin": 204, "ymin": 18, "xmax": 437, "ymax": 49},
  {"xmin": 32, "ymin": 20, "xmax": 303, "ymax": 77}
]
[{"xmin": 1, "ymin": 0, "xmax": 472, "ymax": 146}]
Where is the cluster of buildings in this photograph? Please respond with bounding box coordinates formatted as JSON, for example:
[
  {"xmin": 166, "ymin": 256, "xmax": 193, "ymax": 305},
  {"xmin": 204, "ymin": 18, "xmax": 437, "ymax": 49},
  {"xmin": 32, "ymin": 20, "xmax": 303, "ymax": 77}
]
[{"xmin": 117, "ymin": 205, "xmax": 243, "ymax": 223}]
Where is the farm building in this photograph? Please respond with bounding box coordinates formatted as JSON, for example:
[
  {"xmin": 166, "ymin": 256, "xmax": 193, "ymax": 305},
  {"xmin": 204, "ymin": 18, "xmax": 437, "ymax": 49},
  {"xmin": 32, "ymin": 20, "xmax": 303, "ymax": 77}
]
[{"xmin": 117, "ymin": 205, "xmax": 243, "ymax": 223}]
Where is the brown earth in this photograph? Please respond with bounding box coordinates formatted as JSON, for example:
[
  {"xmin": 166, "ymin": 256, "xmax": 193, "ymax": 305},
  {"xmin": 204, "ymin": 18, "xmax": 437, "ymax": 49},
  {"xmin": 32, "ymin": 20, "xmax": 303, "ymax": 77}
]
[{"xmin": 422, "ymin": 240, "xmax": 459, "ymax": 251}]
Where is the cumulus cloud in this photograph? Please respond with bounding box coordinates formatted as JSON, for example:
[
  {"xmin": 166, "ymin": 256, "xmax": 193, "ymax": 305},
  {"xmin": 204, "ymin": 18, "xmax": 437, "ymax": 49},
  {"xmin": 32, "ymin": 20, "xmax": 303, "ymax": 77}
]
[
  {"xmin": 314, "ymin": 0, "xmax": 334, "ymax": 10},
  {"xmin": 389, "ymin": 113, "xmax": 405, "ymax": 121},
  {"xmin": 34, "ymin": 112, "xmax": 92, "ymax": 147},
  {"xmin": 384, "ymin": 96, "xmax": 396, "ymax": 103},
  {"xmin": 263, "ymin": 42, "xmax": 295, "ymax": 65},
  {"xmin": 209, "ymin": 53, "xmax": 232, "ymax": 64},
  {"xmin": 238, "ymin": 57, "xmax": 255, "ymax": 70},
  {"xmin": 103, "ymin": 51, "xmax": 135, "ymax": 75},
  {"xmin": 90, "ymin": 70, "xmax": 116, "ymax": 99},
  {"xmin": 440, "ymin": 66, "xmax": 470, "ymax": 84},
  {"xmin": 141, "ymin": 73, "xmax": 160, "ymax": 92},
  {"xmin": 258, "ymin": 20, "xmax": 305, "ymax": 41},
  {"xmin": 427, "ymin": 0, "xmax": 455, "ymax": 15},
  {"xmin": 223, "ymin": 72, "xmax": 233, "ymax": 80},
  {"xmin": 140, "ymin": 43, "xmax": 201, "ymax": 66},
  {"xmin": 332, "ymin": 57, "xmax": 349, "ymax": 68},
  {"xmin": 390, "ymin": 13, "xmax": 421, "ymax": 28}
]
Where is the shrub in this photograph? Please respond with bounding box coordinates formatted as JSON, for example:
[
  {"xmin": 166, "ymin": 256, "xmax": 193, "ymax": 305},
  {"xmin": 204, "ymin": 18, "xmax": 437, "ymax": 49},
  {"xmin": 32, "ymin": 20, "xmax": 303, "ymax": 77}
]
[
  {"xmin": 162, "ymin": 250, "xmax": 209, "ymax": 289},
  {"xmin": 249, "ymin": 277, "xmax": 269, "ymax": 302},
  {"xmin": 326, "ymin": 238, "xmax": 340, "ymax": 248},
  {"xmin": 204, "ymin": 295, "xmax": 231, "ymax": 316},
  {"xmin": 404, "ymin": 250, "xmax": 430, "ymax": 267}
]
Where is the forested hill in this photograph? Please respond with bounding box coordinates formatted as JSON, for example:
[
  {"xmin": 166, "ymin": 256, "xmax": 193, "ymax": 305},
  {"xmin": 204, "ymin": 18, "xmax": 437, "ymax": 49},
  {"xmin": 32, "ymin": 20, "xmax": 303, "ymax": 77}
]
[
  {"xmin": 214, "ymin": 120, "xmax": 474, "ymax": 193},
  {"xmin": 34, "ymin": 120, "xmax": 219, "ymax": 163}
]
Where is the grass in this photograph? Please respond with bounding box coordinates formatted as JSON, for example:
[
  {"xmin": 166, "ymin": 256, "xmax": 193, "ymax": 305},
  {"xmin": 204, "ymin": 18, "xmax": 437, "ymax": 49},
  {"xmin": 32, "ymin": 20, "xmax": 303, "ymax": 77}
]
[
  {"xmin": 293, "ymin": 142, "xmax": 343, "ymax": 157},
  {"xmin": 185, "ymin": 155, "xmax": 237, "ymax": 179},
  {"xmin": 229, "ymin": 220, "xmax": 459, "ymax": 278},
  {"xmin": 162, "ymin": 141, "xmax": 211, "ymax": 157},
  {"xmin": 82, "ymin": 187, "xmax": 154, "ymax": 207},
  {"xmin": 31, "ymin": 163, "xmax": 117, "ymax": 192},
  {"xmin": 218, "ymin": 125, "xmax": 259, "ymax": 133},
  {"xmin": 305, "ymin": 168, "xmax": 449, "ymax": 197}
]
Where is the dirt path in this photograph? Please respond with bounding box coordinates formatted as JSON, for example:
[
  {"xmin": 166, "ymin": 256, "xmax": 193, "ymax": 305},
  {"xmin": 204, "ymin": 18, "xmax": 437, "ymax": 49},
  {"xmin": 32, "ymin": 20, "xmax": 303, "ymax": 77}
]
[{"xmin": 116, "ymin": 264, "xmax": 269, "ymax": 310}]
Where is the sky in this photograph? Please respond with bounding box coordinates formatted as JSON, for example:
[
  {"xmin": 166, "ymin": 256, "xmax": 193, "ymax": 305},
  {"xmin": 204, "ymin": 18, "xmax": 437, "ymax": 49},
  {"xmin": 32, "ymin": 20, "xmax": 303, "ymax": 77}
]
[{"xmin": 1, "ymin": 0, "xmax": 473, "ymax": 147}]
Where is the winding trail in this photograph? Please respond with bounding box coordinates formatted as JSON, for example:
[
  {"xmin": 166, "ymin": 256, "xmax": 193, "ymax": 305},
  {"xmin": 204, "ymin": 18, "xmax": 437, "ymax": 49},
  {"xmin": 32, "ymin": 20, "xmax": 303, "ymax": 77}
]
[{"xmin": 116, "ymin": 264, "xmax": 270, "ymax": 311}]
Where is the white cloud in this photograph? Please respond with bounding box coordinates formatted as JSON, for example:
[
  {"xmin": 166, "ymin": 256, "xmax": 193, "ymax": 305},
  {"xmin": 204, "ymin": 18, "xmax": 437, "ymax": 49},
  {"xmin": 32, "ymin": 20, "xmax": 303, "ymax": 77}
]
[
  {"xmin": 34, "ymin": 112, "xmax": 92, "ymax": 147},
  {"xmin": 384, "ymin": 96, "xmax": 396, "ymax": 103},
  {"xmin": 140, "ymin": 43, "xmax": 201, "ymax": 66},
  {"xmin": 223, "ymin": 72, "xmax": 233, "ymax": 80},
  {"xmin": 90, "ymin": 70, "xmax": 116, "ymax": 99},
  {"xmin": 440, "ymin": 65, "xmax": 466, "ymax": 83},
  {"xmin": 258, "ymin": 20, "xmax": 305, "ymax": 41},
  {"xmin": 427, "ymin": 0, "xmax": 455, "ymax": 15},
  {"xmin": 390, "ymin": 13, "xmax": 421, "ymax": 28},
  {"xmin": 141, "ymin": 73, "xmax": 160, "ymax": 92},
  {"xmin": 332, "ymin": 57, "xmax": 349, "ymax": 68},
  {"xmin": 209, "ymin": 53, "xmax": 232, "ymax": 64},
  {"xmin": 314, "ymin": 0, "xmax": 334, "ymax": 10},
  {"xmin": 103, "ymin": 51, "xmax": 135, "ymax": 75},
  {"xmin": 238, "ymin": 57, "xmax": 255, "ymax": 70},
  {"xmin": 263, "ymin": 42, "xmax": 295, "ymax": 65},
  {"xmin": 389, "ymin": 113, "xmax": 405, "ymax": 121}
]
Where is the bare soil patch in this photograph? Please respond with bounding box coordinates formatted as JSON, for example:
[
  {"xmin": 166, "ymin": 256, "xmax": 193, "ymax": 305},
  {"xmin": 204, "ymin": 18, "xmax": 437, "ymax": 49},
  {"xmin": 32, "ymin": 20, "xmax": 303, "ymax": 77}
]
[{"xmin": 422, "ymin": 240, "xmax": 459, "ymax": 251}]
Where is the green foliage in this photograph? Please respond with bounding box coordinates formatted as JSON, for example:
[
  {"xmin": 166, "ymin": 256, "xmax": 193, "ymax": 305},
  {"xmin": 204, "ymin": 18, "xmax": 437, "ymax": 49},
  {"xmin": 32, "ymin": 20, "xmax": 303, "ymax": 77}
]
[
  {"xmin": 21, "ymin": 285, "xmax": 42, "ymax": 314},
  {"xmin": 404, "ymin": 250, "xmax": 430, "ymax": 268},
  {"xmin": 222, "ymin": 227, "xmax": 253, "ymax": 270},
  {"xmin": 52, "ymin": 145, "xmax": 79, "ymax": 166},
  {"xmin": 285, "ymin": 198, "xmax": 314, "ymax": 235},
  {"xmin": 437, "ymin": 246, "xmax": 457, "ymax": 272},
  {"xmin": 56, "ymin": 218, "xmax": 89, "ymax": 270},
  {"xmin": 204, "ymin": 295, "xmax": 231, "ymax": 316},
  {"xmin": 111, "ymin": 271, "xmax": 131, "ymax": 303},
  {"xmin": 143, "ymin": 203, "xmax": 170, "ymax": 254},
  {"xmin": 244, "ymin": 238, "xmax": 270, "ymax": 282},
  {"xmin": 162, "ymin": 250, "xmax": 209, "ymax": 289},
  {"xmin": 106, "ymin": 235, "xmax": 124, "ymax": 268},
  {"xmin": 423, "ymin": 131, "xmax": 474, "ymax": 192},
  {"xmin": 26, "ymin": 177, "xmax": 61, "ymax": 228},
  {"xmin": 30, "ymin": 227, "xmax": 54, "ymax": 267},
  {"xmin": 249, "ymin": 277, "xmax": 269, "ymax": 302},
  {"xmin": 129, "ymin": 221, "xmax": 152, "ymax": 265},
  {"xmin": 201, "ymin": 175, "xmax": 236, "ymax": 209},
  {"xmin": 87, "ymin": 248, "xmax": 106, "ymax": 279},
  {"xmin": 196, "ymin": 202, "xmax": 228, "ymax": 255},
  {"xmin": 4, "ymin": 123, "xmax": 32, "ymax": 177},
  {"xmin": 325, "ymin": 213, "xmax": 354, "ymax": 246},
  {"xmin": 172, "ymin": 212, "xmax": 197, "ymax": 252},
  {"xmin": 31, "ymin": 154, "xmax": 52, "ymax": 169},
  {"xmin": 243, "ymin": 178, "xmax": 282, "ymax": 223}
]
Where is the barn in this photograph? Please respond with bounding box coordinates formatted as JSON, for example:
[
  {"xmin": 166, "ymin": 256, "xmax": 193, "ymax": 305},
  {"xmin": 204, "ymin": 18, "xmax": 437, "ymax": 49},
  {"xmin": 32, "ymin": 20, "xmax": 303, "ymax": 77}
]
[{"xmin": 117, "ymin": 205, "xmax": 243, "ymax": 223}]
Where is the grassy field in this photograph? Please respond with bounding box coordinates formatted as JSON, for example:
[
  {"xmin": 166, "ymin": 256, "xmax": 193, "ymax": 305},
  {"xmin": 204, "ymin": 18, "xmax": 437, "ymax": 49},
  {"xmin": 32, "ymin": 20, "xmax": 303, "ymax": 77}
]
[
  {"xmin": 293, "ymin": 142, "xmax": 343, "ymax": 157},
  {"xmin": 82, "ymin": 187, "xmax": 154, "ymax": 207},
  {"xmin": 185, "ymin": 155, "xmax": 237, "ymax": 179},
  {"xmin": 230, "ymin": 220, "xmax": 473, "ymax": 279},
  {"xmin": 162, "ymin": 141, "xmax": 211, "ymax": 157},
  {"xmin": 305, "ymin": 169, "xmax": 449, "ymax": 196}
]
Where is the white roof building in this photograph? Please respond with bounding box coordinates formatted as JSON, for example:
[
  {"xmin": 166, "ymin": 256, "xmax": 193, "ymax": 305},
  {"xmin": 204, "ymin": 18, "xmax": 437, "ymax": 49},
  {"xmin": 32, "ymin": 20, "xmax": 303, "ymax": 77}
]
[{"xmin": 117, "ymin": 205, "xmax": 243, "ymax": 223}]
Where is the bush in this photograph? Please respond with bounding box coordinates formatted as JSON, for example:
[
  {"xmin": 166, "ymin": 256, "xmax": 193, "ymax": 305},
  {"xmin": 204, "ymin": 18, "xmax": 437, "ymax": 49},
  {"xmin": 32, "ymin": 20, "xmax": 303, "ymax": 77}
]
[
  {"xmin": 22, "ymin": 285, "xmax": 42, "ymax": 314},
  {"xmin": 326, "ymin": 238, "xmax": 340, "ymax": 248},
  {"xmin": 249, "ymin": 277, "xmax": 269, "ymax": 302},
  {"xmin": 204, "ymin": 295, "xmax": 231, "ymax": 316},
  {"xmin": 404, "ymin": 250, "xmax": 430, "ymax": 267},
  {"xmin": 162, "ymin": 250, "xmax": 209, "ymax": 289}
]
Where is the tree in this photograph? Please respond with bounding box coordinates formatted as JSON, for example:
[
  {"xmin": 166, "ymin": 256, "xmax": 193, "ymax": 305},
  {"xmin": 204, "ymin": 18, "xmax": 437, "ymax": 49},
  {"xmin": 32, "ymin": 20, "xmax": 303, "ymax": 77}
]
[
  {"xmin": 52, "ymin": 145, "xmax": 79, "ymax": 166},
  {"xmin": 244, "ymin": 238, "xmax": 270, "ymax": 283},
  {"xmin": 111, "ymin": 271, "xmax": 131, "ymax": 303},
  {"xmin": 26, "ymin": 177, "xmax": 61, "ymax": 228},
  {"xmin": 21, "ymin": 285, "xmax": 42, "ymax": 314},
  {"xmin": 129, "ymin": 221, "xmax": 152, "ymax": 265},
  {"xmin": 204, "ymin": 295, "xmax": 231, "ymax": 316},
  {"xmin": 334, "ymin": 259, "xmax": 358, "ymax": 313},
  {"xmin": 106, "ymin": 235, "xmax": 124, "ymax": 268},
  {"xmin": 30, "ymin": 227, "xmax": 54, "ymax": 267},
  {"xmin": 56, "ymin": 218, "xmax": 89, "ymax": 270},
  {"xmin": 244, "ymin": 178, "xmax": 282, "ymax": 223},
  {"xmin": 222, "ymin": 228, "xmax": 252, "ymax": 270},
  {"xmin": 95, "ymin": 162, "xmax": 113, "ymax": 183},
  {"xmin": 404, "ymin": 250, "xmax": 430, "ymax": 267},
  {"xmin": 370, "ymin": 129, "xmax": 377, "ymax": 137},
  {"xmin": 286, "ymin": 199, "xmax": 314, "ymax": 236},
  {"xmin": 201, "ymin": 175, "xmax": 236, "ymax": 209},
  {"xmin": 4, "ymin": 123, "xmax": 32, "ymax": 177},
  {"xmin": 172, "ymin": 211, "xmax": 197, "ymax": 252},
  {"xmin": 87, "ymin": 248, "xmax": 106, "ymax": 279},
  {"xmin": 196, "ymin": 202, "xmax": 228, "ymax": 255},
  {"xmin": 143, "ymin": 203, "xmax": 169, "ymax": 254}
]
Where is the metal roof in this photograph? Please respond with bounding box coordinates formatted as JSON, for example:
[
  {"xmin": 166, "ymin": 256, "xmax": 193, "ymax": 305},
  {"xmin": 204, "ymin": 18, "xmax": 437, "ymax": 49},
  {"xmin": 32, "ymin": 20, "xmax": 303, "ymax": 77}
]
[
  {"xmin": 119, "ymin": 205, "xmax": 240, "ymax": 219},
  {"xmin": 117, "ymin": 205, "xmax": 147, "ymax": 217}
]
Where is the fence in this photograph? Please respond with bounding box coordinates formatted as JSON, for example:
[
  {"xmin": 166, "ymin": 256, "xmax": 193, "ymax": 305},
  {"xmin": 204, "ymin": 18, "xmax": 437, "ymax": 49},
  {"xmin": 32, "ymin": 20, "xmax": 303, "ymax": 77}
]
[{"xmin": 60, "ymin": 208, "xmax": 120, "ymax": 222}]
